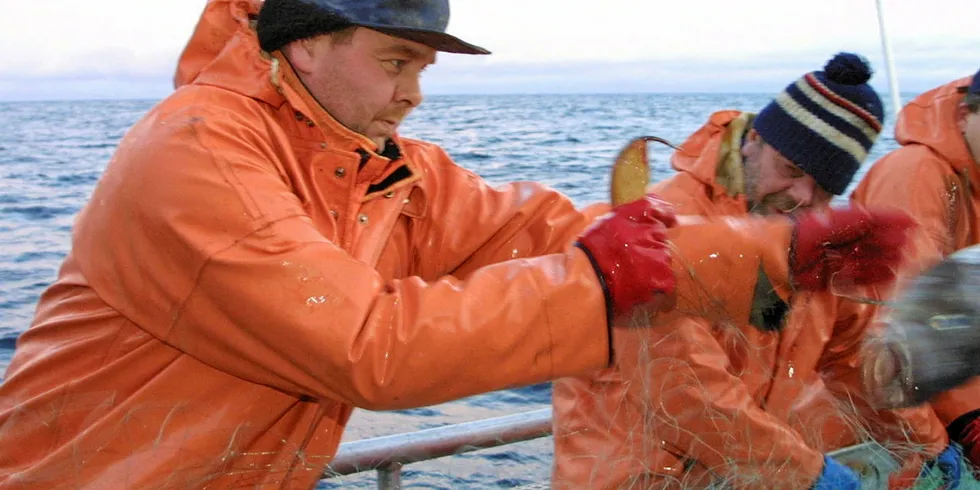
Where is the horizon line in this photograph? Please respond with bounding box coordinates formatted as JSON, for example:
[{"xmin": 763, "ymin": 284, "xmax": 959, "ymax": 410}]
[{"xmin": 0, "ymin": 90, "xmax": 924, "ymax": 104}]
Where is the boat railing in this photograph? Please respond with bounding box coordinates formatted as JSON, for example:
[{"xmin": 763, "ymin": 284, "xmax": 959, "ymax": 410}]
[{"xmin": 321, "ymin": 407, "xmax": 899, "ymax": 490}]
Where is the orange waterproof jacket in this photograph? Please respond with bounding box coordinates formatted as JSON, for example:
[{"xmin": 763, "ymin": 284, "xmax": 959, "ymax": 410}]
[
  {"xmin": 552, "ymin": 111, "xmax": 948, "ymax": 489},
  {"xmin": 851, "ymin": 75, "xmax": 980, "ymax": 429},
  {"xmin": 0, "ymin": 1, "xmax": 617, "ymax": 488}
]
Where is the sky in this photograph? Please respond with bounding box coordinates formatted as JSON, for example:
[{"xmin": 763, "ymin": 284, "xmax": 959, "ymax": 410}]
[{"xmin": 0, "ymin": 0, "xmax": 977, "ymax": 101}]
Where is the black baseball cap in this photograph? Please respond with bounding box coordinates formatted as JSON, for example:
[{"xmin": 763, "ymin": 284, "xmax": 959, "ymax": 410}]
[{"xmin": 299, "ymin": 0, "xmax": 490, "ymax": 55}]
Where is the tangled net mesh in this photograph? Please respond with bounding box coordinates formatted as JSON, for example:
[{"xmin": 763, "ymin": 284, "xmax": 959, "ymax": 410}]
[{"xmin": 552, "ymin": 235, "xmax": 980, "ymax": 490}]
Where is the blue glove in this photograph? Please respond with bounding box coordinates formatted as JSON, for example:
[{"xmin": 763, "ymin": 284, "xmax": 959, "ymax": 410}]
[
  {"xmin": 812, "ymin": 455, "xmax": 860, "ymax": 490},
  {"xmin": 922, "ymin": 443, "xmax": 964, "ymax": 489}
]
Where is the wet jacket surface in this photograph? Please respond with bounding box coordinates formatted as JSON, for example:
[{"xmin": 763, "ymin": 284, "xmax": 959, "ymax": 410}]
[
  {"xmin": 552, "ymin": 110, "xmax": 948, "ymax": 489},
  {"xmin": 0, "ymin": 1, "xmax": 614, "ymax": 488},
  {"xmin": 851, "ymin": 75, "xmax": 980, "ymax": 431}
]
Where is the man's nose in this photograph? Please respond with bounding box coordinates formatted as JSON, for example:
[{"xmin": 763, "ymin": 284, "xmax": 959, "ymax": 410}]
[{"xmin": 396, "ymin": 75, "xmax": 424, "ymax": 108}]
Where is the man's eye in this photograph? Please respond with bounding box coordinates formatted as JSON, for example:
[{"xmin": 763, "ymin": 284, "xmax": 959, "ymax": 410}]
[{"xmin": 387, "ymin": 60, "xmax": 406, "ymax": 69}]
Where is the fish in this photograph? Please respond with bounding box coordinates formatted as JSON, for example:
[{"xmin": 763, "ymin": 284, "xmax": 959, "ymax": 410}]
[
  {"xmin": 861, "ymin": 244, "xmax": 980, "ymax": 409},
  {"xmin": 610, "ymin": 135, "xmax": 677, "ymax": 206}
]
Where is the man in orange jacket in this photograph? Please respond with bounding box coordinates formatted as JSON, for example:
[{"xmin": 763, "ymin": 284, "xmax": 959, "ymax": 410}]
[
  {"xmin": 552, "ymin": 53, "xmax": 962, "ymax": 490},
  {"xmin": 0, "ymin": 2, "xmax": 920, "ymax": 489},
  {"xmin": 852, "ymin": 68, "xmax": 980, "ymax": 472}
]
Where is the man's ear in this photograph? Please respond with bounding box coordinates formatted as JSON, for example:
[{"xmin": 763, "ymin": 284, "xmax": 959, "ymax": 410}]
[
  {"xmin": 742, "ymin": 128, "xmax": 762, "ymax": 157},
  {"xmin": 957, "ymin": 102, "xmax": 971, "ymax": 134},
  {"xmin": 281, "ymin": 38, "xmax": 317, "ymax": 75}
]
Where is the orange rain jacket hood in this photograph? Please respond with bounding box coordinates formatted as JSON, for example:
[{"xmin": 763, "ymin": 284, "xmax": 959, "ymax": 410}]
[
  {"xmin": 552, "ymin": 111, "xmax": 949, "ymax": 489},
  {"xmin": 851, "ymin": 75, "xmax": 980, "ymax": 432},
  {"xmin": 0, "ymin": 1, "xmax": 618, "ymax": 488}
]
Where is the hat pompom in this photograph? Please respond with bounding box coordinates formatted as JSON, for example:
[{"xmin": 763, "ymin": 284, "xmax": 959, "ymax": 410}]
[{"xmin": 824, "ymin": 52, "xmax": 873, "ymax": 85}]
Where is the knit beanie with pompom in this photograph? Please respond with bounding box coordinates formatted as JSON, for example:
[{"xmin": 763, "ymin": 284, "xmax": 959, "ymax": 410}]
[{"xmin": 753, "ymin": 52, "xmax": 885, "ymax": 195}]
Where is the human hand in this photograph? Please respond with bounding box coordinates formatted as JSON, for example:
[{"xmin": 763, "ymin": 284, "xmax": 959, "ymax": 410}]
[
  {"xmin": 790, "ymin": 204, "xmax": 915, "ymax": 291},
  {"xmin": 813, "ymin": 455, "xmax": 861, "ymax": 490},
  {"xmin": 576, "ymin": 194, "xmax": 676, "ymax": 317}
]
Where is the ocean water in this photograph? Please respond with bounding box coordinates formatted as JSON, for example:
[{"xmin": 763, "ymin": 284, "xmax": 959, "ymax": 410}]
[{"xmin": 0, "ymin": 93, "xmax": 918, "ymax": 488}]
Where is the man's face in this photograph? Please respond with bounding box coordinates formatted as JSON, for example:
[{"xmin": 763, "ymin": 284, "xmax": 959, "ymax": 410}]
[
  {"xmin": 958, "ymin": 98, "xmax": 980, "ymax": 166},
  {"xmin": 289, "ymin": 28, "xmax": 436, "ymax": 148},
  {"xmin": 742, "ymin": 130, "xmax": 832, "ymax": 216}
]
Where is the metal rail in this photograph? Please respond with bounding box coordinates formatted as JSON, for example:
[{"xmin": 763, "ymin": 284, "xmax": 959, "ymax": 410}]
[
  {"xmin": 323, "ymin": 408, "xmax": 552, "ymax": 488},
  {"xmin": 321, "ymin": 407, "xmax": 900, "ymax": 489}
]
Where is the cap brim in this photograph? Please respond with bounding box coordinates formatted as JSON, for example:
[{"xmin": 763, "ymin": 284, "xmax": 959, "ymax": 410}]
[{"xmin": 367, "ymin": 26, "xmax": 490, "ymax": 55}]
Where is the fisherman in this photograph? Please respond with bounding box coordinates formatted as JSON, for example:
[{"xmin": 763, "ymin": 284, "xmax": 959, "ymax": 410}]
[
  {"xmin": 551, "ymin": 53, "xmax": 963, "ymax": 490},
  {"xmin": 0, "ymin": 1, "xmax": 919, "ymax": 488},
  {"xmin": 852, "ymin": 67, "xmax": 980, "ymax": 475}
]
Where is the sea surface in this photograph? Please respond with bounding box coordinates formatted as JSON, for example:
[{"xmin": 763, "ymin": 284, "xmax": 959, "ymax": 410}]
[{"xmin": 0, "ymin": 93, "xmax": 918, "ymax": 488}]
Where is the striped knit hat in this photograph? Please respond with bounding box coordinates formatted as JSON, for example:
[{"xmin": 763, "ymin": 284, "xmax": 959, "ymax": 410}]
[
  {"xmin": 959, "ymin": 66, "xmax": 980, "ymax": 95},
  {"xmin": 754, "ymin": 52, "xmax": 884, "ymax": 195}
]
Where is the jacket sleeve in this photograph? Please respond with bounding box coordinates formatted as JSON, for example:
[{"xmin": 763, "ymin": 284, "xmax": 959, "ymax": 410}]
[
  {"xmin": 616, "ymin": 313, "xmax": 825, "ymax": 488},
  {"xmin": 409, "ymin": 143, "xmax": 611, "ymax": 280},
  {"xmin": 614, "ymin": 216, "xmax": 826, "ymax": 488},
  {"xmin": 815, "ymin": 292, "xmax": 949, "ymax": 458},
  {"xmin": 75, "ymin": 108, "xmax": 610, "ymax": 410}
]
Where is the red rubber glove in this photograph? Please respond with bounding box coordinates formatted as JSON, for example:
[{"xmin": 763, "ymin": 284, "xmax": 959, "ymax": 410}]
[
  {"xmin": 954, "ymin": 415, "xmax": 980, "ymax": 469},
  {"xmin": 790, "ymin": 205, "xmax": 916, "ymax": 291},
  {"xmin": 576, "ymin": 194, "xmax": 677, "ymax": 316}
]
